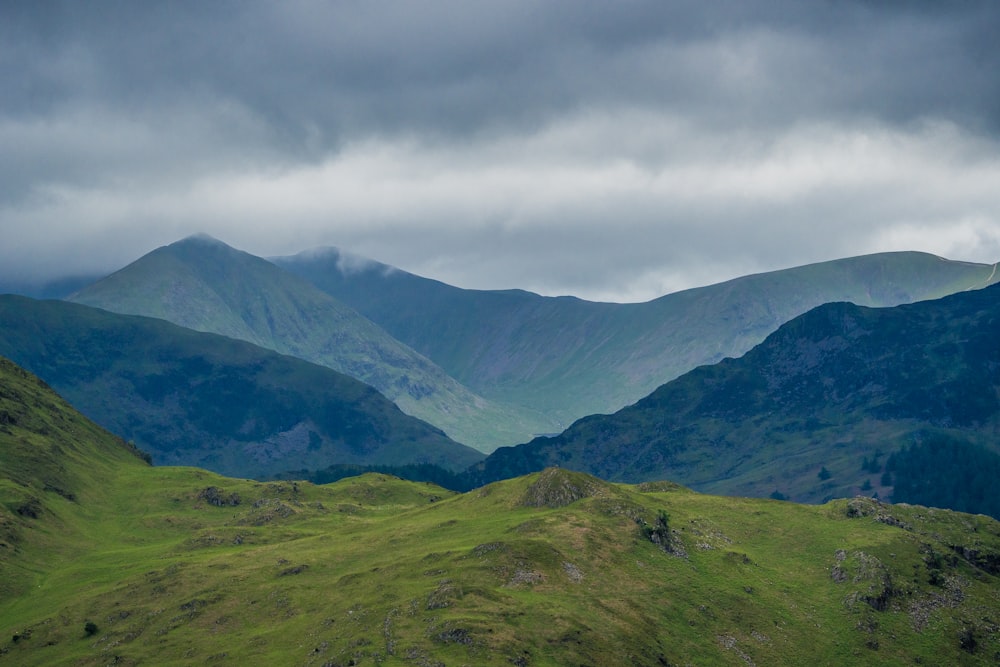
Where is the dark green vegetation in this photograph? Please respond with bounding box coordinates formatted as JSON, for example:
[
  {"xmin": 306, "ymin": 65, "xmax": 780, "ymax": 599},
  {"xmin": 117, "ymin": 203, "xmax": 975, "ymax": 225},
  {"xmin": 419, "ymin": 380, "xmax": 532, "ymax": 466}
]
[
  {"xmin": 887, "ymin": 437, "xmax": 1000, "ymax": 519},
  {"xmin": 3, "ymin": 360, "xmax": 1000, "ymax": 665},
  {"xmin": 0, "ymin": 297, "xmax": 482, "ymax": 478},
  {"xmin": 471, "ymin": 284, "xmax": 1000, "ymax": 514},
  {"xmin": 276, "ymin": 247, "xmax": 999, "ymax": 440},
  {"xmin": 70, "ymin": 235, "xmax": 558, "ymax": 451}
]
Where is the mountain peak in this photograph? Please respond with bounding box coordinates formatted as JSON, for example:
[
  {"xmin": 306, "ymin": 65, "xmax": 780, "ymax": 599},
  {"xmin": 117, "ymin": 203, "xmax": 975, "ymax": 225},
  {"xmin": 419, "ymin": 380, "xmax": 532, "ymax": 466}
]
[
  {"xmin": 172, "ymin": 233, "xmax": 231, "ymax": 248},
  {"xmin": 279, "ymin": 245, "xmax": 397, "ymax": 278}
]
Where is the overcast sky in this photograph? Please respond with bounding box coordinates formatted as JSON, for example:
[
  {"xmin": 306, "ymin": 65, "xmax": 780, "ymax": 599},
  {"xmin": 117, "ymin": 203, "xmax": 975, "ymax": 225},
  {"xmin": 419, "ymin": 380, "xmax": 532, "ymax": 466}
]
[{"xmin": 2, "ymin": 1, "xmax": 999, "ymax": 301}]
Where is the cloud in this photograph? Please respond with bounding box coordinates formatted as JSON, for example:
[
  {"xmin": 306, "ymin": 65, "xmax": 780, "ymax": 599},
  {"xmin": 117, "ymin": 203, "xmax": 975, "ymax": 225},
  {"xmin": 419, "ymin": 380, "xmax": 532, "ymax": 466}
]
[
  {"xmin": 5, "ymin": 109, "xmax": 998, "ymax": 299},
  {"xmin": 1, "ymin": 1, "xmax": 999, "ymax": 299}
]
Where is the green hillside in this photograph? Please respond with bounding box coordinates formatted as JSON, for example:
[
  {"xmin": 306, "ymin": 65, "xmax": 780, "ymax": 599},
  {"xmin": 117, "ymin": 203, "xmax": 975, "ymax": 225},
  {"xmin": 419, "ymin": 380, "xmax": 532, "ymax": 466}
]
[
  {"xmin": 0, "ymin": 297, "xmax": 482, "ymax": 477},
  {"xmin": 276, "ymin": 248, "xmax": 999, "ymax": 436},
  {"xmin": 0, "ymin": 356, "xmax": 152, "ymax": 601},
  {"xmin": 472, "ymin": 283, "xmax": 1000, "ymax": 513},
  {"xmin": 69, "ymin": 235, "xmax": 559, "ymax": 451},
  {"xmin": 1, "ymin": 364, "xmax": 998, "ymax": 665}
]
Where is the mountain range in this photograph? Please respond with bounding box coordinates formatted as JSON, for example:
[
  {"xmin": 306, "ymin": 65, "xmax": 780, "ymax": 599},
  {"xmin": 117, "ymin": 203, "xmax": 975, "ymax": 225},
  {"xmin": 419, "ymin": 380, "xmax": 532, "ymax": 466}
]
[
  {"xmin": 65, "ymin": 236, "xmax": 1000, "ymax": 455},
  {"xmin": 3, "ymin": 356, "xmax": 999, "ymax": 665},
  {"xmin": 3, "ymin": 234, "xmax": 997, "ymax": 514},
  {"xmin": 274, "ymin": 247, "xmax": 999, "ymax": 438},
  {"xmin": 0, "ymin": 296, "xmax": 482, "ymax": 478},
  {"xmin": 471, "ymin": 282, "xmax": 1000, "ymax": 511}
]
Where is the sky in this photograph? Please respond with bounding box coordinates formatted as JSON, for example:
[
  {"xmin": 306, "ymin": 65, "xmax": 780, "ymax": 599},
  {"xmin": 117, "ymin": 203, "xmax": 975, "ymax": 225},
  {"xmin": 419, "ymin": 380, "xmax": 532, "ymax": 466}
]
[{"xmin": 2, "ymin": 1, "xmax": 999, "ymax": 302}]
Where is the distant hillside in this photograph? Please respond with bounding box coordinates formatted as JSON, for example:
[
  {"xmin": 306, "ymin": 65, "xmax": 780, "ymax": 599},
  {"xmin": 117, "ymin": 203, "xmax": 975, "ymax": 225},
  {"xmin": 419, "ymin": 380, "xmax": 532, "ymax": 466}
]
[
  {"xmin": 275, "ymin": 248, "xmax": 999, "ymax": 436},
  {"xmin": 2, "ymin": 388, "xmax": 999, "ymax": 667},
  {"xmin": 69, "ymin": 235, "xmax": 558, "ymax": 451},
  {"xmin": 0, "ymin": 296, "xmax": 483, "ymax": 478},
  {"xmin": 0, "ymin": 274, "xmax": 104, "ymax": 299},
  {"xmin": 470, "ymin": 284, "xmax": 1000, "ymax": 513}
]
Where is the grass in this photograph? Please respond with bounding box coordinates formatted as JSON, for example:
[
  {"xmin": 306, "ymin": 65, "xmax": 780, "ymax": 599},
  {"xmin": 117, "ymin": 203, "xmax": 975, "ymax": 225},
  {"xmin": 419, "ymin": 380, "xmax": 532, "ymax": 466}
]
[
  {"xmin": 3, "ymin": 357, "xmax": 999, "ymax": 665},
  {"xmin": 4, "ymin": 464, "xmax": 1000, "ymax": 665}
]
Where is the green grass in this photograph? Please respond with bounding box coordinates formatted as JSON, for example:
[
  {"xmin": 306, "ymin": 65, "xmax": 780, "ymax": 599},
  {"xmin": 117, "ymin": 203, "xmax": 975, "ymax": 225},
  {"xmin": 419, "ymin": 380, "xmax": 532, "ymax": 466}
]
[
  {"xmin": 3, "ymin": 357, "xmax": 1000, "ymax": 665},
  {"xmin": 4, "ymin": 469, "xmax": 1000, "ymax": 665}
]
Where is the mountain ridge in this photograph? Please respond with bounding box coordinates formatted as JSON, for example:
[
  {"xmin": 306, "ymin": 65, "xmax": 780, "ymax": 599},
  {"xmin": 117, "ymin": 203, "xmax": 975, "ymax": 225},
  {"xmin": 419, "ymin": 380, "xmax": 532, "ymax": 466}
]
[
  {"xmin": 274, "ymin": 246, "xmax": 1000, "ymax": 432},
  {"xmin": 69, "ymin": 235, "xmax": 559, "ymax": 451},
  {"xmin": 0, "ymin": 296, "xmax": 483, "ymax": 478}
]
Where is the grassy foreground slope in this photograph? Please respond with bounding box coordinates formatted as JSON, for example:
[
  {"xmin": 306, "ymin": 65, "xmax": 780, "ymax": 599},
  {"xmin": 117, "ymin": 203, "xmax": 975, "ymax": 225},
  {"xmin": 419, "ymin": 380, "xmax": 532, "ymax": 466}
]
[
  {"xmin": 276, "ymin": 248, "xmax": 999, "ymax": 433},
  {"xmin": 2, "ymin": 361, "xmax": 999, "ymax": 665},
  {"xmin": 0, "ymin": 298, "xmax": 482, "ymax": 477},
  {"xmin": 0, "ymin": 357, "xmax": 151, "ymax": 601},
  {"xmin": 69, "ymin": 235, "xmax": 558, "ymax": 452}
]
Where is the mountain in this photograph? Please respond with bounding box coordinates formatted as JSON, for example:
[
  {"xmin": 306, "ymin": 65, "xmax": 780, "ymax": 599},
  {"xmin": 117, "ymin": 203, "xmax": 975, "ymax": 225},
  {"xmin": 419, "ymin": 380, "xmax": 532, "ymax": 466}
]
[
  {"xmin": 275, "ymin": 248, "xmax": 1000, "ymax": 435},
  {"xmin": 69, "ymin": 235, "xmax": 558, "ymax": 451},
  {"xmin": 470, "ymin": 283, "xmax": 1000, "ymax": 513},
  {"xmin": 0, "ymin": 296, "xmax": 483, "ymax": 478},
  {"xmin": 2, "ymin": 371, "xmax": 999, "ymax": 664}
]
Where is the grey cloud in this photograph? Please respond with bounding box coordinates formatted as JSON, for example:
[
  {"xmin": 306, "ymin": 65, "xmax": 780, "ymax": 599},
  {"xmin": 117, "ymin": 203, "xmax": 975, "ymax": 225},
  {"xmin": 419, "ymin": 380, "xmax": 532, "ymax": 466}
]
[
  {"xmin": 1, "ymin": 1, "xmax": 999, "ymax": 298},
  {"xmin": 5, "ymin": 1, "xmax": 998, "ymax": 141}
]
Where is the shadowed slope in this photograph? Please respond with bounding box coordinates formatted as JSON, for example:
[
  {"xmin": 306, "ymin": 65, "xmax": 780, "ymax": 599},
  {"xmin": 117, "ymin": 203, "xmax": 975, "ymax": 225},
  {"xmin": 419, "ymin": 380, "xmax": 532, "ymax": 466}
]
[
  {"xmin": 0, "ymin": 297, "xmax": 482, "ymax": 478},
  {"xmin": 471, "ymin": 283, "xmax": 1000, "ymax": 510}
]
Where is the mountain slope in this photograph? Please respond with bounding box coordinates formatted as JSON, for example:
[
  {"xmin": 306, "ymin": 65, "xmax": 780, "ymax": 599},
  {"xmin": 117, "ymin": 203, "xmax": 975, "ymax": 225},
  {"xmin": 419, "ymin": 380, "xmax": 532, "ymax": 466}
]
[
  {"xmin": 69, "ymin": 235, "xmax": 558, "ymax": 451},
  {"xmin": 0, "ymin": 356, "xmax": 151, "ymax": 601},
  {"xmin": 0, "ymin": 297, "xmax": 483, "ymax": 477},
  {"xmin": 276, "ymin": 248, "xmax": 999, "ymax": 432},
  {"xmin": 471, "ymin": 283, "xmax": 1000, "ymax": 510},
  {"xmin": 1, "ymin": 377, "xmax": 998, "ymax": 665}
]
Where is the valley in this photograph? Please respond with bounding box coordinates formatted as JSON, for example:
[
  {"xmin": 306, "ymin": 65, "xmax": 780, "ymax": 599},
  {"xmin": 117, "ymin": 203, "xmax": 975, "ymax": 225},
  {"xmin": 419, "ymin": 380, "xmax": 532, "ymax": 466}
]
[{"xmin": 275, "ymin": 247, "xmax": 999, "ymax": 435}]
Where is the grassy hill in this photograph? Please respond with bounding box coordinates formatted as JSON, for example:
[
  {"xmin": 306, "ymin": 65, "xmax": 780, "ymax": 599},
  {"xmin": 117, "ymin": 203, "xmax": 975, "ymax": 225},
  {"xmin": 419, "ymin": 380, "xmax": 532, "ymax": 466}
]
[
  {"xmin": 69, "ymin": 235, "xmax": 559, "ymax": 451},
  {"xmin": 0, "ymin": 297, "xmax": 482, "ymax": 478},
  {"xmin": 0, "ymin": 356, "xmax": 152, "ymax": 601},
  {"xmin": 276, "ymin": 248, "xmax": 999, "ymax": 437},
  {"xmin": 1, "ymin": 363, "xmax": 999, "ymax": 665},
  {"xmin": 471, "ymin": 283, "xmax": 1000, "ymax": 514}
]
